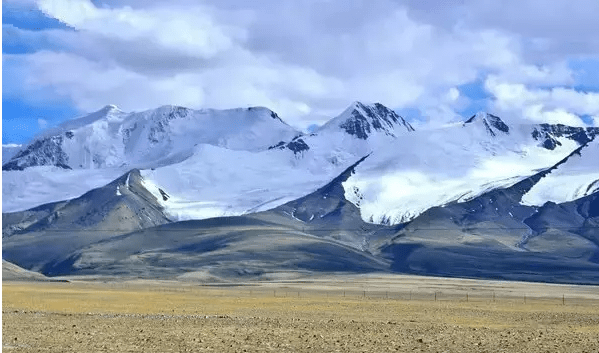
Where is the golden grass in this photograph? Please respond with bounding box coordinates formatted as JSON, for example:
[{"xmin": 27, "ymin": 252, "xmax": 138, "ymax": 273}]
[{"xmin": 3, "ymin": 279, "xmax": 599, "ymax": 352}]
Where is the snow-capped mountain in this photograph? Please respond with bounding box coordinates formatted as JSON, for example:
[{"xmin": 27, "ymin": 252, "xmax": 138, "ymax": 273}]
[
  {"xmin": 521, "ymin": 137, "xmax": 599, "ymax": 205},
  {"xmin": 3, "ymin": 104, "xmax": 299, "ymax": 171},
  {"xmin": 4, "ymin": 102, "xmax": 599, "ymax": 283},
  {"xmin": 139, "ymin": 102, "xmax": 418, "ymax": 221},
  {"xmin": 3, "ymin": 166, "xmax": 129, "ymax": 213},
  {"xmin": 317, "ymin": 101, "xmax": 414, "ymax": 138},
  {"xmin": 3, "ymin": 103, "xmax": 598, "ymax": 227},
  {"xmin": 342, "ymin": 113, "xmax": 599, "ymax": 225},
  {"xmin": 3, "ymin": 102, "xmax": 414, "ymax": 216},
  {"xmin": 463, "ymin": 112, "xmax": 510, "ymax": 136},
  {"xmin": 267, "ymin": 102, "xmax": 414, "ymax": 159}
]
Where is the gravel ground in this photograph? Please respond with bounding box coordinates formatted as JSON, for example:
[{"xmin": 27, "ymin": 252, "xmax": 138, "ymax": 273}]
[{"xmin": 3, "ymin": 279, "xmax": 599, "ymax": 352}]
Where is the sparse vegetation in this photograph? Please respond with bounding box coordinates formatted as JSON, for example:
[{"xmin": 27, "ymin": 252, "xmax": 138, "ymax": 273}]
[{"xmin": 4, "ymin": 277, "xmax": 599, "ymax": 352}]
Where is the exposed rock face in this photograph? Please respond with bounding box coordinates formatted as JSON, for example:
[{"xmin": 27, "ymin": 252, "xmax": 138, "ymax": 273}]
[
  {"xmin": 531, "ymin": 124, "xmax": 599, "ymax": 150},
  {"xmin": 464, "ymin": 112, "xmax": 510, "ymax": 137},
  {"xmin": 337, "ymin": 102, "xmax": 414, "ymax": 139},
  {"xmin": 269, "ymin": 135, "xmax": 311, "ymax": 154},
  {"xmin": 3, "ymin": 136, "xmax": 70, "ymax": 171}
]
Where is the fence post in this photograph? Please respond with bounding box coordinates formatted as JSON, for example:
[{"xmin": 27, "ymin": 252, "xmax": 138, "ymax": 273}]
[
  {"xmin": 466, "ymin": 293, "xmax": 468, "ymax": 302},
  {"xmin": 562, "ymin": 294, "xmax": 565, "ymax": 305},
  {"xmin": 435, "ymin": 292, "xmax": 437, "ymax": 301}
]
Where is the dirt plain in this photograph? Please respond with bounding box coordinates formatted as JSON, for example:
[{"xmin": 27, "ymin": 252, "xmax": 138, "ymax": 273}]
[{"xmin": 3, "ymin": 275, "xmax": 599, "ymax": 352}]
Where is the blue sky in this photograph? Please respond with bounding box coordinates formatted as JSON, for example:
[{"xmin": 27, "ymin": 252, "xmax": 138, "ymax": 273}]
[
  {"xmin": 4, "ymin": 0, "xmax": 599, "ymax": 144},
  {"xmin": 3, "ymin": 2, "xmax": 77, "ymax": 143}
]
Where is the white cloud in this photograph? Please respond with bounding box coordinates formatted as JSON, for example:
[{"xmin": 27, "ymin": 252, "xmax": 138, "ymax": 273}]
[
  {"xmin": 4, "ymin": 0, "xmax": 599, "ymax": 129},
  {"xmin": 446, "ymin": 87, "xmax": 460, "ymax": 102},
  {"xmin": 37, "ymin": 0, "xmax": 238, "ymax": 58},
  {"xmin": 8, "ymin": 51, "xmax": 207, "ymax": 111},
  {"xmin": 403, "ymin": 0, "xmax": 599, "ymax": 60},
  {"xmin": 5, "ymin": 50, "xmax": 343, "ymax": 121},
  {"xmin": 485, "ymin": 76, "xmax": 599, "ymax": 125},
  {"xmin": 37, "ymin": 118, "xmax": 48, "ymax": 129},
  {"xmin": 497, "ymin": 62, "xmax": 575, "ymax": 87}
]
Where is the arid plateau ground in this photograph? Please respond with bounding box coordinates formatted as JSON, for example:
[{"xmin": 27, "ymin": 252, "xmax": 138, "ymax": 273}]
[{"xmin": 3, "ymin": 275, "xmax": 599, "ymax": 352}]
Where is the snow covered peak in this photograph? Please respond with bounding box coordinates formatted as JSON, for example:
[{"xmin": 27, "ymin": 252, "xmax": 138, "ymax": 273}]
[
  {"xmin": 102, "ymin": 104, "xmax": 121, "ymax": 112},
  {"xmin": 51, "ymin": 105, "xmax": 128, "ymax": 135},
  {"xmin": 318, "ymin": 101, "xmax": 414, "ymax": 139},
  {"xmin": 247, "ymin": 106, "xmax": 284, "ymax": 120},
  {"xmin": 3, "ymin": 104, "xmax": 300, "ymax": 171},
  {"xmin": 463, "ymin": 112, "xmax": 510, "ymax": 137}
]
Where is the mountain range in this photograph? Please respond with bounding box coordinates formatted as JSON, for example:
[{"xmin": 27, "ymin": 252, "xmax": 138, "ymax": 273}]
[{"xmin": 3, "ymin": 102, "xmax": 599, "ymax": 283}]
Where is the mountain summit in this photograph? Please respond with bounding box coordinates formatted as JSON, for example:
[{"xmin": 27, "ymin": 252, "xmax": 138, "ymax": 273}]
[
  {"xmin": 3, "ymin": 101, "xmax": 599, "ymax": 284},
  {"xmin": 318, "ymin": 101, "xmax": 414, "ymax": 139},
  {"xmin": 2, "ymin": 105, "xmax": 300, "ymax": 171},
  {"xmin": 463, "ymin": 112, "xmax": 510, "ymax": 137}
]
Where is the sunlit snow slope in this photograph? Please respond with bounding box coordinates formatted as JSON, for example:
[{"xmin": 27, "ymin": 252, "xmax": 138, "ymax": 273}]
[
  {"xmin": 139, "ymin": 102, "xmax": 416, "ymax": 220},
  {"xmin": 2, "ymin": 105, "xmax": 300, "ymax": 212},
  {"xmin": 2, "ymin": 166, "xmax": 128, "ymax": 213},
  {"xmin": 3, "ymin": 105, "xmax": 299, "ymax": 171},
  {"xmin": 139, "ymin": 144, "xmax": 348, "ymax": 220},
  {"xmin": 521, "ymin": 138, "xmax": 599, "ymax": 206},
  {"xmin": 3, "ymin": 105, "xmax": 597, "ymax": 225},
  {"xmin": 342, "ymin": 113, "xmax": 596, "ymax": 225}
]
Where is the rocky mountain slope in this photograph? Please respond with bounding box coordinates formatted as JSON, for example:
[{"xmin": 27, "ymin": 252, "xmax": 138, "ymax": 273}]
[
  {"xmin": 3, "ymin": 102, "xmax": 599, "ymax": 283},
  {"xmin": 2, "ymin": 169, "xmax": 171, "ymax": 274},
  {"xmin": 3, "ymin": 147, "xmax": 598, "ymax": 283}
]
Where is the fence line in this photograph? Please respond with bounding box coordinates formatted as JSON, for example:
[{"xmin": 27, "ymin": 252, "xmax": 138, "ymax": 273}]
[{"xmin": 101, "ymin": 282, "xmax": 599, "ymax": 307}]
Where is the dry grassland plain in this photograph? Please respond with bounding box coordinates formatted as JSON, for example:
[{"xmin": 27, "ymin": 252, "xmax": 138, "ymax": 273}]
[{"xmin": 3, "ymin": 275, "xmax": 599, "ymax": 352}]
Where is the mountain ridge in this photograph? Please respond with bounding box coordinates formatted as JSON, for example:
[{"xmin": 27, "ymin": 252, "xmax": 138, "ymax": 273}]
[
  {"xmin": 4, "ymin": 102, "xmax": 599, "ymax": 224},
  {"xmin": 317, "ymin": 101, "xmax": 415, "ymax": 139},
  {"xmin": 3, "ymin": 145, "xmax": 598, "ymax": 283},
  {"xmin": 3, "ymin": 105, "xmax": 300, "ymax": 171}
]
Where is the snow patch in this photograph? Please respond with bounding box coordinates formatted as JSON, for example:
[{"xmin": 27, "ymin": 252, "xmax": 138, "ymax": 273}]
[
  {"xmin": 343, "ymin": 124, "xmax": 580, "ymax": 225},
  {"xmin": 522, "ymin": 139, "xmax": 599, "ymax": 205},
  {"xmin": 2, "ymin": 167, "xmax": 127, "ymax": 212},
  {"xmin": 139, "ymin": 144, "xmax": 347, "ymax": 221}
]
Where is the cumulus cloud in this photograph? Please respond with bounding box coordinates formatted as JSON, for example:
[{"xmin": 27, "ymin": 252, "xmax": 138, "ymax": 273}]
[
  {"xmin": 37, "ymin": 0, "xmax": 239, "ymax": 58},
  {"xmin": 485, "ymin": 76, "xmax": 599, "ymax": 126},
  {"xmin": 37, "ymin": 118, "xmax": 48, "ymax": 129},
  {"xmin": 4, "ymin": 0, "xmax": 599, "ymax": 128},
  {"xmin": 403, "ymin": 0, "xmax": 599, "ymax": 61}
]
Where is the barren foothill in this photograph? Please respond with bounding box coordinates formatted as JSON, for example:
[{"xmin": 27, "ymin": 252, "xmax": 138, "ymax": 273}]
[{"xmin": 3, "ymin": 275, "xmax": 599, "ymax": 352}]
